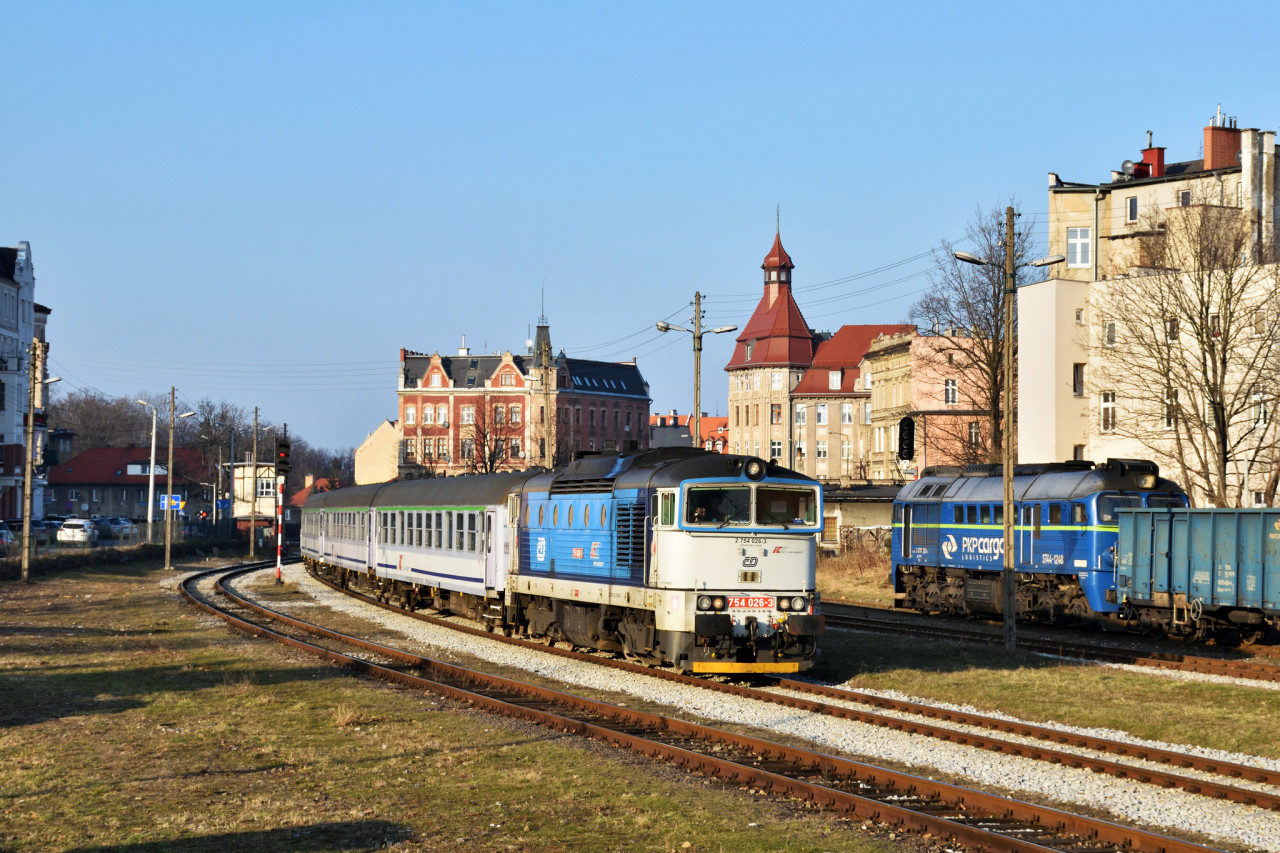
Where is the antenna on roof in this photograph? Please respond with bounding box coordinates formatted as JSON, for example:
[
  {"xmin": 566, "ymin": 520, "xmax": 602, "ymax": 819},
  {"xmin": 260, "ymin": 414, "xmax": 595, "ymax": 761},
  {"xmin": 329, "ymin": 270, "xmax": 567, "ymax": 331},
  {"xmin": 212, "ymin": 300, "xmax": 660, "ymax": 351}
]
[{"xmin": 539, "ymin": 280, "xmax": 547, "ymax": 325}]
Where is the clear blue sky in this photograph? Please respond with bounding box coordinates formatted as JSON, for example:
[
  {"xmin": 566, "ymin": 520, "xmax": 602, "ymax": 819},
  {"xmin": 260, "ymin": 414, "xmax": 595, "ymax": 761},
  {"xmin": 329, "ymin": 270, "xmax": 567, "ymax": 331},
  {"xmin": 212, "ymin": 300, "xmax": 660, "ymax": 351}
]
[{"xmin": 6, "ymin": 1, "xmax": 1279, "ymax": 451}]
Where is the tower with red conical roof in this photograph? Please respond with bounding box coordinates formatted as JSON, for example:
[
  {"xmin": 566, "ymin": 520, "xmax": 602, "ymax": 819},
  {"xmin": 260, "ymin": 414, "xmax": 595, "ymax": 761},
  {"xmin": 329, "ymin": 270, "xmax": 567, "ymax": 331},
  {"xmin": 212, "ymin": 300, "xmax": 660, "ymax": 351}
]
[{"xmin": 724, "ymin": 229, "xmax": 817, "ymax": 464}]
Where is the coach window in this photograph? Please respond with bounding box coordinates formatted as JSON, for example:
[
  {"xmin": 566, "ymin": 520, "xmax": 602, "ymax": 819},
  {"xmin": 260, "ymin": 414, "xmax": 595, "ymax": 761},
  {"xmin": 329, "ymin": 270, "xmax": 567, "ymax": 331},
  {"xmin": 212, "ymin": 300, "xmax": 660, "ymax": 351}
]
[
  {"xmin": 417, "ymin": 512, "xmax": 424, "ymax": 547},
  {"xmin": 435, "ymin": 512, "xmax": 444, "ymax": 548},
  {"xmin": 446, "ymin": 513, "xmax": 454, "ymax": 549},
  {"xmin": 467, "ymin": 513, "xmax": 477, "ymax": 551},
  {"xmin": 456, "ymin": 512, "xmax": 466, "ymax": 550}
]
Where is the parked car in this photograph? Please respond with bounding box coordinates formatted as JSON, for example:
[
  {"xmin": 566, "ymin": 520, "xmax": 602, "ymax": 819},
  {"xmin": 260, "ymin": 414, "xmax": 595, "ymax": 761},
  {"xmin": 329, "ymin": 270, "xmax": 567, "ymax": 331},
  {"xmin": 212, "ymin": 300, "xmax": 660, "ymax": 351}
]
[
  {"xmin": 110, "ymin": 518, "xmax": 136, "ymax": 538},
  {"xmin": 0, "ymin": 528, "xmax": 16, "ymax": 556},
  {"xmin": 57, "ymin": 518, "xmax": 99, "ymax": 545},
  {"xmin": 90, "ymin": 518, "xmax": 116, "ymax": 541},
  {"xmin": 3, "ymin": 518, "xmax": 50, "ymax": 546}
]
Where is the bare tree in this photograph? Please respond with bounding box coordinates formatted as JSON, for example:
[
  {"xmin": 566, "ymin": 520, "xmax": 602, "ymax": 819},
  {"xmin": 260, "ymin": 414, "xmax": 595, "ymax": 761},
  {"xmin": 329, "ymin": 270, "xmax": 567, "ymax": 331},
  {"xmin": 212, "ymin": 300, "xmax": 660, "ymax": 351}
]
[
  {"xmin": 1091, "ymin": 187, "xmax": 1280, "ymax": 506},
  {"xmin": 463, "ymin": 399, "xmax": 525, "ymax": 474},
  {"xmin": 911, "ymin": 201, "xmax": 1039, "ymax": 464}
]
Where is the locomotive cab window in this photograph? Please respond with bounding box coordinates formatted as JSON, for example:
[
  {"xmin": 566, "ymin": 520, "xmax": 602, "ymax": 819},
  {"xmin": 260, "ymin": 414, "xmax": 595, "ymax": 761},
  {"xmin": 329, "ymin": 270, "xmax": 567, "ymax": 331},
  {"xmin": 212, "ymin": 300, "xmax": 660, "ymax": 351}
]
[
  {"xmin": 1048, "ymin": 504, "xmax": 1061, "ymax": 525},
  {"xmin": 980, "ymin": 505, "xmax": 991, "ymax": 524},
  {"xmin": 1072, "ymin": 504, "xmax": 1086, "ymax": 524},
  {"xmin": 756, "ymin": 486, "xmax": 818, "ymax": 527},
  {"xmin": 1147, "ymin": 494, "xmax": 1187, "ymax": 508},
  {"xmin": 1096, "ymin": 494, "xmax": 1140, "ymax": 523},
  {"xmin": 685, "ymin": 486, "xmax": 751, "ymax": 525},
  {"xmin": 966, "ymin": 506, "xmax": 977, "ymax": 524}
]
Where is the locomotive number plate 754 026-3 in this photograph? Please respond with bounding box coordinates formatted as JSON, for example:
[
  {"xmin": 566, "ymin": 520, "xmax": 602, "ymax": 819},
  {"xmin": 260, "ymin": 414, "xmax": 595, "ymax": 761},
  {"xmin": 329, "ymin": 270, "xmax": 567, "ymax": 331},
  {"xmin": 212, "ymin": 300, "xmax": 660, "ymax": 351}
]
[{"xmin": 726, "ymin": 596, "xmax": 774, "ymax": 609}]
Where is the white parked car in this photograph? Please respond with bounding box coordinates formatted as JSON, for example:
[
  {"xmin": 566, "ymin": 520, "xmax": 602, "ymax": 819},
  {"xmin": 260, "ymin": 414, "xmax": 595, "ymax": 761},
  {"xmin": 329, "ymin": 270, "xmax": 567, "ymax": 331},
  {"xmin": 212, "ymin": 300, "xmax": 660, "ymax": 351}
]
[{"xmin": 57, "ymin": 518, "xmax": 100, "ymax": 545}]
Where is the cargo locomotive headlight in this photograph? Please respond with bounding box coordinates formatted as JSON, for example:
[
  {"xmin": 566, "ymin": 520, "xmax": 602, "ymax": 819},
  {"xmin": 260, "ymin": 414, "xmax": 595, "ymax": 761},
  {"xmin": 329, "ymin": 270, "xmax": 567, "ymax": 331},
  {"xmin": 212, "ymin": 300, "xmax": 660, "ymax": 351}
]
[
  {"xmin": 791, "ymin": 595, "xmax": 807, "ymax": 611},
  {"xmin": 744, "ymin": 458, "xmax": 767, "ymax": 481},
  {"xmin": 697, "ymin": 595, "xmax": 726, "ymax": 611}
]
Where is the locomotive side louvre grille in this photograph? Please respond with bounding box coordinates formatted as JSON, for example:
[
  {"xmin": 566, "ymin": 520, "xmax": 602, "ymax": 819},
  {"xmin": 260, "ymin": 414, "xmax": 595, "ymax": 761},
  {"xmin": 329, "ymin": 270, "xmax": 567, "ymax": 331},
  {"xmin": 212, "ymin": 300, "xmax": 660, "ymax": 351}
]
[
  {"xmin": 550, "ymin": 477, "xmax": 617, "ymax": 494},
  {"xmin": 614, "ymin": 501, "xmax": 646, "ymax": 570}
]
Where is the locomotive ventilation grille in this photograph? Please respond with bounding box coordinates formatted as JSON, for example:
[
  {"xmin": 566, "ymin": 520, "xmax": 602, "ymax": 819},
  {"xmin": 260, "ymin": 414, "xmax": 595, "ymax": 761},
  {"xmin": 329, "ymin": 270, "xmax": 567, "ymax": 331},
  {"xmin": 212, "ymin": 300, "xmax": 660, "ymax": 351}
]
[
  {"xmin": 614, "ymin": 501, "xmax": 646, "ymax": 570},
  {"xmin": 550, "ymin": 477, "xmax": 617, "ymax": 494}
]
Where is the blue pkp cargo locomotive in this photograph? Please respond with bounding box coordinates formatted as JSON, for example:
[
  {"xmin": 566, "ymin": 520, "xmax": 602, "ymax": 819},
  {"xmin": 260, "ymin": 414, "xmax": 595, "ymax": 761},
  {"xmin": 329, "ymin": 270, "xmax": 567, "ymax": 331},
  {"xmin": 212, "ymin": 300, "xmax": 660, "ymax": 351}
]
[{"xmin": 891, "ymin": 459, "xmax": 1188, "ymax": 627}]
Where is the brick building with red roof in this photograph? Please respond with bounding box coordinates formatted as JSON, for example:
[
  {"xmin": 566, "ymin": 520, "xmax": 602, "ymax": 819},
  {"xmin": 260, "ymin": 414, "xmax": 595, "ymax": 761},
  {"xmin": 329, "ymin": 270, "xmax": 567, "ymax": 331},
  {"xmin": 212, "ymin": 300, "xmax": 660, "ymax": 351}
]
[{"xmin": 47, "ymin": 446, "xmax": 209, "ymax": 520}]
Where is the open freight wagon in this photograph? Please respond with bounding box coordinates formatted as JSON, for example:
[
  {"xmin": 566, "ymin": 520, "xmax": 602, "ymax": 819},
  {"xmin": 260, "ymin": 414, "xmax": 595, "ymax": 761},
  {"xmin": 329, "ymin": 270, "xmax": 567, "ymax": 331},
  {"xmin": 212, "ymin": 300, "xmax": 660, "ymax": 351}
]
[{"xmin": 1116, "ymin": 508, "xmax": 1280, "ymax": 642}]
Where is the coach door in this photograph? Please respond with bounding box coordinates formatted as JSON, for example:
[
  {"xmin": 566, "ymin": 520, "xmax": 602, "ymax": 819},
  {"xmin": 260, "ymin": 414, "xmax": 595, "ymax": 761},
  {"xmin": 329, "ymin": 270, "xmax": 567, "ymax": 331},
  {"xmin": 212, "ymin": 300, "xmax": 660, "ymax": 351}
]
[{"xmin": 483, "ymin": 510, "xmax": 500, "ymax": 589}]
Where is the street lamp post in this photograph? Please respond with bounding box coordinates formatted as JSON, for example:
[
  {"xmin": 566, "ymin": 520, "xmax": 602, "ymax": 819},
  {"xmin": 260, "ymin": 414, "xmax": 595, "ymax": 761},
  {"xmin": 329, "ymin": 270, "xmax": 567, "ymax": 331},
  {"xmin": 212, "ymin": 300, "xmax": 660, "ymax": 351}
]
[
  {"xmin": 954, "ymin": 205, "xmax": 1064, "ymax": 652},
  {"xmin": 138, "ymin": 400, "xmax": 159, "ymax": 543},
  {"xmin": 656, "ymin": 291, "xmax": 737, "ymax": 450}
]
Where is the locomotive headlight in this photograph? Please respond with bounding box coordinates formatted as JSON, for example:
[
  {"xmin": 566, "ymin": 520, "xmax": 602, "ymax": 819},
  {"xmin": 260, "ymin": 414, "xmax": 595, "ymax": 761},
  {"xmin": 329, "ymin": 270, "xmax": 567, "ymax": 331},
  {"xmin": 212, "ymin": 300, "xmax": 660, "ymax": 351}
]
[
  {"xmin": 778, "ymin": 598, "xmax": 791, "ymax": 611},
  {"xmin": 744, "ymin": 458, "xmax": 767, "ymax": 481},
  {"xmin": 711, "ymin": 596, "xmax": 725, "ymax": 610},
  {"xmin": 697, "ymin": 595, "xmax": 713, "ymax": 611},
  {"xmin": 791, "ymin": 596, "xmax": 807, "ymax": 611}
]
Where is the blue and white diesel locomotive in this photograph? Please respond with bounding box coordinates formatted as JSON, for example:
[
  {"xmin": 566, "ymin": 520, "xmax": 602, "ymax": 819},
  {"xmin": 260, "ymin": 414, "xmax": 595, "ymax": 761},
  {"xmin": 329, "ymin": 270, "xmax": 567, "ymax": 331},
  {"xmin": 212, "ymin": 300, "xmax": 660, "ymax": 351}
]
[
  {"xmin": 301, "ymin": 447, "xmax": 825, "ymax": 673},
  {"xmin": 891, "ymin": 459, "xmax": 1188, "ymax": 626}
]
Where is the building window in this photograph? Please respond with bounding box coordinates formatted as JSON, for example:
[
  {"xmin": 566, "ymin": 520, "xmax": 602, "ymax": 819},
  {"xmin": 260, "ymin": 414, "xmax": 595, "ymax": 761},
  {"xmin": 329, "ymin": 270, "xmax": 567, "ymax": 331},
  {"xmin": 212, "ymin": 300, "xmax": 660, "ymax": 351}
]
[
  {"xmin": 438, "ymin": 405, "xmax": 447, "ymax": 424},
  {"xmin": 944, "ymin": 379, "xmax": 958, "ymax": 405},
  {"xmin": 500, "ymin": 372, "xmax": 515, "ymax": 386},
  {"xmin": 430, "ymin": 373, "xmax": 442, "ymax": 387},
  {"xmin": 841, "ymin": 403, "xmax": 853, "ymax": 424},
  {"xmin": 969, "ymin": 421, "xmax": 980, "ymax": 446},
  {"xmin": 423, "ymin": 406, "xmax": 434, "ymax": 424},
  {"xmin": 510, "ymin": 438, "xmax": 521, "ymax": 457},
  {"xmin": 1073, "ymin": 444, "xmax": 1085, "ymax": 461},
  {"xmin": 745, "ymin": 341, "xmax": 754, "ymax": 361},
  {"xmin": 1209, "ymin": 313, "xmax": 1221, "ymax": 338},
  {"xmin": 1165, "ymin": 389, "xmax": 1178, "ymax": 430},
  {"xmin": 828, "ymin": 370, "xmax": 841, "ymax": 390},
  {"xmin": 795, "ymin": 404, "xmax": 806, "ymax": 425},
  {"xmin": 769, "ymin": 439, "xmax": 781, "ymax": 459},
  {"xmin": 1101, "ymin": 391, "xmax": 1117, "ymax": 433},
  {"xmin": 770, "ymin": 404, "xmax": 781, "ymax": 425},
  {"xmin": 1166, "ymin": 317, "xmax": 1179, "ymax": 341},
  {"xmin": 796, "ymin": 441, "xmax": 805, "ymax": 459},
  {"xmin": 1066, "ymin": 227, "xmax": 1091, "ymax": 268},
  {"xmin": 1179, "ymin": 189, "xmax": 1192, "ymax": 207},
  {"xmin": 257, "ymin": 479, "xmax": 273, "ymax": 498},
  {"xmin": 1254, "ymin": 491, "xmax": 1266, "ymax": 507},
  {"xmin": 816, "ymin": 440, "xmax": 827, "ymax": 459},
  {"xmin": 91, "ymin": 488, "xmax": 100, "ymax": 502},
  {"xmin": 816, "ymin": 404, "xmax": 827, "ymax": 425},
  {"xmin": 511, "ymin": 405, "xmax": 522, "ymax": 424},
  {"xmin": 771, "ymin": 372, "xmax": 783, "ymax": 390},
  {"xmin": 1104, "ymin": 321, "xmax": 1116, "ymax": 347},
  {"xmin": 461, "ymin": 406, "xmax": 475, "ymax": 424},
  {"xmin": 405, "ymin": 405, "xmax": 416, "ymax": 424},
  {"xmin": 1254, "ymin": 393, "xmax": 1269, "ymax": 427},
  {"xmin": 1125, "ymin": 196, "xmax": 1138, "ymax": 223},
  {"xmin": 461, "ymin": 438, "xmax": 474, "ymax": 459},
  {"xmin": 1072, "ymin": 363, "xmax": 1085, "ymax": 396},
  {"xmin": 1075, "ymin": 308, "xmax": 1084, "ymax": 325},
  {"xmin": 753, "ymin": 373, "xmax": 761, "ymax": 390},
  {"xmin": 494, "ymin": 405, "xmax": 505, "ymax": 424}
]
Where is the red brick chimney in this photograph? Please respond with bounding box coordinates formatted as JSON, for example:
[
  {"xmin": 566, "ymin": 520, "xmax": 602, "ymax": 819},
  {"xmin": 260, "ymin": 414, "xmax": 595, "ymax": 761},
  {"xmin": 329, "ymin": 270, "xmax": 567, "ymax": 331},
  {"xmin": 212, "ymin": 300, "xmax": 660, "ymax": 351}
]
[
  {"xmin": 1141, "ymin": 145, "xmax": 1165, "ymax": 178},
  {"xmin": 1205, "ymin": 121, "xmax": 1242, "ymax": 171}
]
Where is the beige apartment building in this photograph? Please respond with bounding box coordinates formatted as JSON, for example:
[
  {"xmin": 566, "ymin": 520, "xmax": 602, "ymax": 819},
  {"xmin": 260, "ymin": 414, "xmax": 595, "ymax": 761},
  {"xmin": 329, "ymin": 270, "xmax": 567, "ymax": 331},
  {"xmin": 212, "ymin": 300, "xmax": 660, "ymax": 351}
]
[
  {"xmin": 862, "ymin": 330, "xmax": 993, "ymax": 481},
  {"xmin": 1021, "ymin": 111, "xmax": 1280, "ymax": 505}
]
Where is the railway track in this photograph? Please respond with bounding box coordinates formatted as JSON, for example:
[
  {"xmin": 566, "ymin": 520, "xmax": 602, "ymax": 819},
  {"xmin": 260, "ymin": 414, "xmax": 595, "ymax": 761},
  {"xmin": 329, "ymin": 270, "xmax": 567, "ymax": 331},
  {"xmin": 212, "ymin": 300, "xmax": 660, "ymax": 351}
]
[
  {"xmin": 822, "ymin": 603, "xmax": 1280, "ymax": 685},
  {"xmin": 303, "ymin": 566, "xmax": 1280, "ymax": 815},
  {"xmin": 180, "ymin": 561, "xmax": 1249, "ymax": 852}
]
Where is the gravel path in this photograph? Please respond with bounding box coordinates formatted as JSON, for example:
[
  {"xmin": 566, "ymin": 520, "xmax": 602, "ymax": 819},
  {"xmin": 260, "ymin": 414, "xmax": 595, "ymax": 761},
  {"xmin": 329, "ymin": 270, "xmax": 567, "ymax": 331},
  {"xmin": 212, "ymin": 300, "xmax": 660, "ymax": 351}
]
[{"xmin": 239, "ymin": 565, "xmax": 1280, "ymax": 852}]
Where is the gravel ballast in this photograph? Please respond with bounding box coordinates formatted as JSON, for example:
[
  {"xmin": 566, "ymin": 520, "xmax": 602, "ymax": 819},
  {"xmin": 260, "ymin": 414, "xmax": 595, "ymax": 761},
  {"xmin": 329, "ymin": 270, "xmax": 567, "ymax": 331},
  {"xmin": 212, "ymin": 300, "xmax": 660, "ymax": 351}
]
[{"xmin": 239, "ymin": 565, "xmax": 1280, "ymax": 852}]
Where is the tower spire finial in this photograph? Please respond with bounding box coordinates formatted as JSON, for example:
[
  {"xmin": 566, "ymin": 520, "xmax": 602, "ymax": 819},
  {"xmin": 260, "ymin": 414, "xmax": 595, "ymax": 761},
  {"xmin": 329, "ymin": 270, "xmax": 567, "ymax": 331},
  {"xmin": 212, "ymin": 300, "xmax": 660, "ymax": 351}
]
[{"xmin": 776, "ymin": 204, "xmax": 780, "ymax": 233}]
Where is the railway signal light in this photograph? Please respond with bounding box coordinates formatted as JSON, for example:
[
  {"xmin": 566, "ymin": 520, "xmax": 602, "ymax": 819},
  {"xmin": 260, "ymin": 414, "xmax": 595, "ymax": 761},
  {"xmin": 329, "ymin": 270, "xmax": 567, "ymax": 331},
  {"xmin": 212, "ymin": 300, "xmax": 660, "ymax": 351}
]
[
  {"xmin": 898, "ymin": 416, "xmax": 915, "ymax": 461},
  {"xmin": 275, "ymin": 438, "xmax": 291, "ymax": 475}
]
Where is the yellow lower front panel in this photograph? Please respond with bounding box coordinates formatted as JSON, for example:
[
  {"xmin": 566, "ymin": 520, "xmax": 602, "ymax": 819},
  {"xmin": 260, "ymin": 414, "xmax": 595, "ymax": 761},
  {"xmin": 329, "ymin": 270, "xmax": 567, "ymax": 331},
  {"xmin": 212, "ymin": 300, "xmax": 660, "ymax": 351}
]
[{"xmin": 690, "ymin": 661, "xmax": 803, "ymax": 674}]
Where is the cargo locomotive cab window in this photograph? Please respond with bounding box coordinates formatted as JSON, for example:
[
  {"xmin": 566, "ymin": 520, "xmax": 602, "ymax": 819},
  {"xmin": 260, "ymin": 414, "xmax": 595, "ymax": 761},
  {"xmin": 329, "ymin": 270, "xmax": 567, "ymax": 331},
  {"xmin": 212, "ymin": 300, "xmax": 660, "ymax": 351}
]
[
  {"xmin": 980, "ymin": 505, "xmax": 991, "ymax": 524},
  {"xmin": 1048, "ymin": 504, "xmax": 1061, "ymax": 525},
  {"xmin": 1072, "ymin": 504, "xmax": 1086, "ymax": 524}
]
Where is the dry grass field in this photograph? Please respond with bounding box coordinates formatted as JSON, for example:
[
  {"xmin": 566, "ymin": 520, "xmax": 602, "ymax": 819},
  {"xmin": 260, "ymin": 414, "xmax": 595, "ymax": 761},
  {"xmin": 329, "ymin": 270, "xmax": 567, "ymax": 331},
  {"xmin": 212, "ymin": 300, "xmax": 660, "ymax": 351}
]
[{"xmin": 0, "ymin": 560, "xmax": 911, "ymax": 853}]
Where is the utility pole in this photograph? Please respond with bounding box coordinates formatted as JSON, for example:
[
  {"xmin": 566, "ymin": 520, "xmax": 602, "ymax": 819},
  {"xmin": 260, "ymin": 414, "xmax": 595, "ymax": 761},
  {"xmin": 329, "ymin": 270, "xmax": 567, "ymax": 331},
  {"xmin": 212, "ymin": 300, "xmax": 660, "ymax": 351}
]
[
  {"xmin": 276, "ymin": 423, "xmax": 287, "ymax": 583},
  {"xmin": 691, "ymin": 291, "xmax": 704, "ymax": 450},
  {"xmin": 20, "ymin": 341, "xmax": 49, "ymax": 583},
  {"xmin": 165, "ymin": 387, "xmax": 176, "ymax": 570},
  {"xmin": 250, "ymin": 407, "xmax": 258, "ymax": 559},
  {"xmin": 1000, "ymin": 206, "xmax": 1017, "ymax": 653}
]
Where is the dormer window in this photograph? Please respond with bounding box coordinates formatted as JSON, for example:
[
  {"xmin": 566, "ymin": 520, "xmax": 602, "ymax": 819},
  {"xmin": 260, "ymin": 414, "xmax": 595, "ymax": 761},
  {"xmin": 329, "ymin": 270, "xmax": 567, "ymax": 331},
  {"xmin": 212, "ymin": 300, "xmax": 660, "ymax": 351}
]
[
  {"xmin": 745, "ymin": 340, "xmax": 754, "ymax": 361},
  {"xmin": 769, "ymin": 270, "xmax": 778, "ymax": 281},
  {"xmin": 828, "ymin": 370, "xmax": 841, "ymax": 390},
  {"xmin": 780, "ymin": 270, "xmax": 788, "ymax": 281}
]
